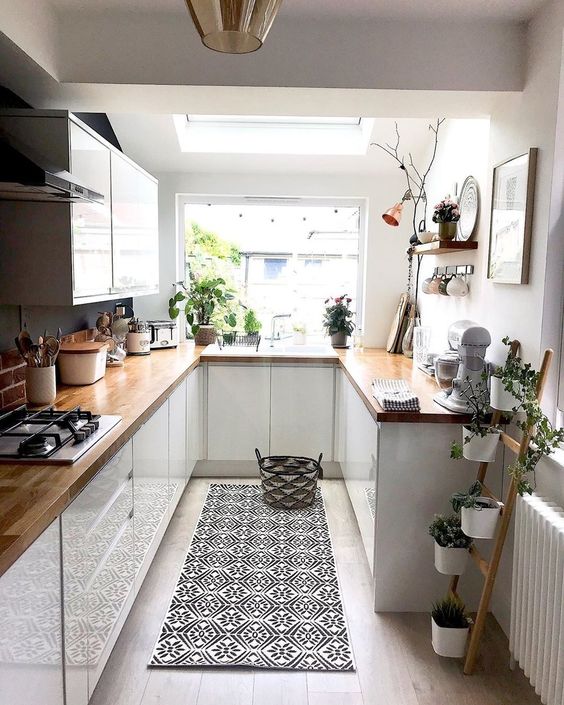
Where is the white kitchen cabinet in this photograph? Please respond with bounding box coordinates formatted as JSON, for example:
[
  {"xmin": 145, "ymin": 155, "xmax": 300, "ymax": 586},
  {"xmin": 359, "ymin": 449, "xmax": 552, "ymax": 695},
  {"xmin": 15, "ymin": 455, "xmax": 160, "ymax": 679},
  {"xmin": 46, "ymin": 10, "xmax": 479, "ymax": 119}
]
[
  {"xmin": 168, "ymin": 379, "xmax": 187, "ymax": 510},
  {"xmin": 337, "ymin": 370, "xmax": 378, "ymax": 574},
  {"xmin": 186, "ymin": 366, "xmax": 202, "ymax": 482},
  {"xmin": 70, "ymin": 120, "xmax": 113, "ymax": 299},
  {"xmin": 0, "ymin": 520, "xmax": 64, "ymax": 705},
  {"xmin": 132, "ymin": 401, "xmax": 171, "ymax": 587},
  {"xmin": 207, "ymin": 364, "xmax": 271, "ymax": 460},
  {"xmin": 0, "ymin": 110, "xmax": 158, "ymax": 305},
  {"xmin": 110, "ymin": 151, "xmax": 159, "ymax": 296},
  {"xmin": 61, "ymin": 440, "xmax": 133, "ymax": 705},
  {"xmin": 270, "ymin": 365, "xmax": 335, "ymax": 460}
]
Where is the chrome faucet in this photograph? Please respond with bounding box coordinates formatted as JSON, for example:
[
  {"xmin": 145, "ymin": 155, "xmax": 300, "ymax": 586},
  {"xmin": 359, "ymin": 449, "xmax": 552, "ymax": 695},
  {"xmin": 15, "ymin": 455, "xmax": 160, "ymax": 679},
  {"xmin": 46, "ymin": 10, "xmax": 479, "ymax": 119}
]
[{"xmin": 270, "ymin": 314, "xmax": 291, "ymax": 347}]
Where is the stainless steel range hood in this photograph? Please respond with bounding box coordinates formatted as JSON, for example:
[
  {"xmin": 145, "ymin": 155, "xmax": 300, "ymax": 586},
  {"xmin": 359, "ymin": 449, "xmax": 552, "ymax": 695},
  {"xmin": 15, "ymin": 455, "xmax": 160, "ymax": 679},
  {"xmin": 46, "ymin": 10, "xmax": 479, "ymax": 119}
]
[{"xmin": 0, "ymin": 129, "xmax": 104, "ymax": 204}]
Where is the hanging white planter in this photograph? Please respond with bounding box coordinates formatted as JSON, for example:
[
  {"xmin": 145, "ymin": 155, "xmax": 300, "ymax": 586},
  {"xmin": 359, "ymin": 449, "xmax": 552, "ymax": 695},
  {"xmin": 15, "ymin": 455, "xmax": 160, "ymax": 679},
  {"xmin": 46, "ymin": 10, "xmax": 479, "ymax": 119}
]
[
  {"xmin": 431, "ymin": 617, "xmax": 470, "ymax": 658},
  {"xmin": 462, "ymin": 427, "xmax": 500, "ymax": 462},
  {"xmin": 434, "ymin": 543, "xmax": 470, "ymax": 575},
  {"xmin": 490, "ymin": 376, "xmax": 520, "ymax": 412},
  {"xmin": 461, "ymin": 498, "xmax": 501, "ymax": 539}
]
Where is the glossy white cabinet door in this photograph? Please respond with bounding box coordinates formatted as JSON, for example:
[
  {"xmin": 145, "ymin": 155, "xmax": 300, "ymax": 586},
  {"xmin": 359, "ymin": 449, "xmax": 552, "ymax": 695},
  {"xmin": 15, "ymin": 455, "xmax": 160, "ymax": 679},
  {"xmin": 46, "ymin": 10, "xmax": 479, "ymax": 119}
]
[
  {"xmin": 339, "ymin": 370, "xmax": 378, "ymax": 574},
  {"xmin": 70, "ymin": 121, "xmax": 112, "ymax": 300},
  {"xmin": 110, "ymin": 152, "xmax": 159, "ymax": 296},
  {"xmin": 0, "ymin": 519, "xmax": 64, "ymax": 705},
  {"xmin": 270, "ymin": 365, "xmax": 335, "ymax": 460},
  {"xmin": 186, "ymin": 366, "xmax": 202, "ymax": 482},
  {"xmin": 133, "ymin": 401, "xmax": 169, "ymax": 482},
  {"xmin": 207, "ymin": 364, "xmax": 271, "ymax": 460},
  {"xmin": 61, "ymin": 441, "xmax": 133, "ymax": 705},
  {"xmin": 132, "ymin": 401, "xmax": 170, "ymax": 588},
  {"xmin": 169, "ymin": 379, "xmax": 187, "ymax": 511}
]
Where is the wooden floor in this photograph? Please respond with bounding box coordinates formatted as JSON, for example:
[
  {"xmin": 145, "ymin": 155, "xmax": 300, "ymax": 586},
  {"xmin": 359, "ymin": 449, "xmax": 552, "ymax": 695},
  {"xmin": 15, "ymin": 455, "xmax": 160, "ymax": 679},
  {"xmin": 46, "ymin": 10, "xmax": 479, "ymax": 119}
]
[{"xmin": 90, "ymin": 479, "xmax": 541, "ymax": 705}]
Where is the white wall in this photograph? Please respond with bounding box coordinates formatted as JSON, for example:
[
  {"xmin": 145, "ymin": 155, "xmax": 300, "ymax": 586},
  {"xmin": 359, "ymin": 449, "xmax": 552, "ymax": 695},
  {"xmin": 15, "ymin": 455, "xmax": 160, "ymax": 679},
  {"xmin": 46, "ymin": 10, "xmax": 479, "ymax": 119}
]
[
  {"xmin": 52, "ymin": 11, "xmax": 525, "ymax": 92},
  {"xmin": 134, "ymin": 170, "xmax": 417, "ymax": 348},
  {"xmin": 418, "ymin": 0, "xmax": 564, "ymax": 637}
]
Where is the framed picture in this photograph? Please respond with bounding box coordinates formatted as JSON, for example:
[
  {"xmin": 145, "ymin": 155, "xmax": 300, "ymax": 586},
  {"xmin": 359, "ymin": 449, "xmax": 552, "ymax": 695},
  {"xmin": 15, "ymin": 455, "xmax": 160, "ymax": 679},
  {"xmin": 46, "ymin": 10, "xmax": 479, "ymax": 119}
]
[{"xmin": 487, "ymin": 148, "xmax": 537, "ymax": 284}]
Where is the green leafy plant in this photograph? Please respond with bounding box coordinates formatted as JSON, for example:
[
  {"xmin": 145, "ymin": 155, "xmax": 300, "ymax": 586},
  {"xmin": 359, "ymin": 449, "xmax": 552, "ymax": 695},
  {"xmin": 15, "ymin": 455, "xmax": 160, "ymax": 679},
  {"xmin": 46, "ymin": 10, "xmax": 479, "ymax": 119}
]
[
  {"xmin": 431, "ymin": 596, "xmax": 471, "ymax": 629},
  {"xmin": 428, "ymin": 514, "xmax": 472, "ymax": 549},
  {"xmin": 492, "ymin": 337, "xmax": 564, "ymax": 496},
  {"xmin": 243, "ymin": 309, "xmax": 262, "ymax": 335},
  {"xmin": 450, "ymin": 377, "xmax": 497, "ymax": 459},
  {"xmin": 168, "ymin": 276, "xmax": 235, "ymax": 337},
  {"xmin": 451, "ymin": 481, "xmax": 484, "ymax": 512},
  {"xmin": 323, "ymin": 295, "xmax": 355, "ymax": 336},
  {"xmin": 293, "ymin": 323, "xmax": 306, "ymax": 334}
]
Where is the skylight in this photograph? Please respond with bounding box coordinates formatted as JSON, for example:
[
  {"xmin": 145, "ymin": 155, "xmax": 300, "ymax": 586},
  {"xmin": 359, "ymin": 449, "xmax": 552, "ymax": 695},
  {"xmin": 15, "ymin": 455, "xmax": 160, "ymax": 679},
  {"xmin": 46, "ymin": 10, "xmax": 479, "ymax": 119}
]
[
  {"xmin": 173, "ymin": 114, "xmax": 373, "ymax": 156},
  {"xmin": 186, "ymin": 115, "xmax": 362, "ymax": 127}
]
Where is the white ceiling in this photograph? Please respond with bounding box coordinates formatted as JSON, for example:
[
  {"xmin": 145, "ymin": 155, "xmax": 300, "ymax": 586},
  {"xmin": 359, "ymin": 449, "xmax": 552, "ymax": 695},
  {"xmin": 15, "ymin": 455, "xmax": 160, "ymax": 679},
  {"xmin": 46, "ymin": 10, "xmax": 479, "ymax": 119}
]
[
  {"xmin": 107, "ymin": 114, "xmax": 460, "ymax": 175},
  {"xmin": 47, "ymin": 0, "xmax": 546, "ymax": 21}
]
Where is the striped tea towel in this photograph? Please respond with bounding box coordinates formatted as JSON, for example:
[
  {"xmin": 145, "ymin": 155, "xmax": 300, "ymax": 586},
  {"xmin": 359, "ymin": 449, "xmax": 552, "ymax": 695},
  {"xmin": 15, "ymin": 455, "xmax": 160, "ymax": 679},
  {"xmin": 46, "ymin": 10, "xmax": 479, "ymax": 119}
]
[{"xmin": 372, "ymin": 378, "xmax": 420, "ymax": 412}]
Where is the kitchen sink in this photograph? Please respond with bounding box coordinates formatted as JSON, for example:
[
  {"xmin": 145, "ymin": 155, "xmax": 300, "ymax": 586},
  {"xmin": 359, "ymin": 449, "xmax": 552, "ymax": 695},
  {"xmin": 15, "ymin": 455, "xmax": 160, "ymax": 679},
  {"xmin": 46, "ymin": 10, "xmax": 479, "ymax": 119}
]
[{"xmin": 201, "ymin": 343, "xmax": 338, "ymax": 358}]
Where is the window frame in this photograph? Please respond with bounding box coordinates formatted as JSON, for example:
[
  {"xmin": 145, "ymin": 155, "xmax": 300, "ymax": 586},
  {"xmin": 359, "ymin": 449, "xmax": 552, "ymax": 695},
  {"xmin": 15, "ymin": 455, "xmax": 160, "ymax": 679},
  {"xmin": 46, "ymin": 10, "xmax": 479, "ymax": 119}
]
[{"xmin": 175, "ymin": 194, "xmax": 367, "ymax": 333}]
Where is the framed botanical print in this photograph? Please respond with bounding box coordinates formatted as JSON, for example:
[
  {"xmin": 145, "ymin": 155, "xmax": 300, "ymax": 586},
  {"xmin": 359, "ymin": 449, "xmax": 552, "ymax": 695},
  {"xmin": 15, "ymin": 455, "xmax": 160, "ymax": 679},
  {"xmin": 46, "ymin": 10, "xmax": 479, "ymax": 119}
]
[{"xmin": 487, "ymin": 148, "xmax": 537, "ymax": 284}]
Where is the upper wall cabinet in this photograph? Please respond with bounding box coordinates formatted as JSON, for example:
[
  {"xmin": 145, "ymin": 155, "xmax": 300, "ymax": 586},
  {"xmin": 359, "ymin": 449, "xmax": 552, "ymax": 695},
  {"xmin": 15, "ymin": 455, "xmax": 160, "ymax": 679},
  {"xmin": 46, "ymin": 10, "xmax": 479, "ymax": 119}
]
[{"xmin": 0, "ymin": 110, "xmax": 159, "ymax": 306}]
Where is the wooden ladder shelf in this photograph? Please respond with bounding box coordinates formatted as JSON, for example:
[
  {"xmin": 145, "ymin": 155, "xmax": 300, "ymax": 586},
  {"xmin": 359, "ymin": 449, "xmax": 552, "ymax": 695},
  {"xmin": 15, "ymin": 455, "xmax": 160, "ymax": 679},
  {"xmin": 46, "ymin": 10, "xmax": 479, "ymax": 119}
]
[{"xmin": 447, "ymin": 342, "xmax": 553, "ymax": 675}]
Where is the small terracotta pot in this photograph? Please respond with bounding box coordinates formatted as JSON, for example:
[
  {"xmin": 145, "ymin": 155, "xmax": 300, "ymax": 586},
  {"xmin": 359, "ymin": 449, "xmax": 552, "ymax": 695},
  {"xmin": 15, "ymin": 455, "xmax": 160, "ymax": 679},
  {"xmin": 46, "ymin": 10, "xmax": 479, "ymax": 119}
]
[{"xmin": 194, "ymin": 325, "xmax": 216, "ymax": 346}]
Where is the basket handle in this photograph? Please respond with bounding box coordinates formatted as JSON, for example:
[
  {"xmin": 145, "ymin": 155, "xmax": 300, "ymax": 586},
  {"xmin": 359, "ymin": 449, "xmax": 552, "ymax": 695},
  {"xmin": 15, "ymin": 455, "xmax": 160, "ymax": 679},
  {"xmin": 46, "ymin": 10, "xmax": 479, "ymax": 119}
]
[{"xmin": 255, "ymin": 448, "xmax": 262, "ymax": 463}]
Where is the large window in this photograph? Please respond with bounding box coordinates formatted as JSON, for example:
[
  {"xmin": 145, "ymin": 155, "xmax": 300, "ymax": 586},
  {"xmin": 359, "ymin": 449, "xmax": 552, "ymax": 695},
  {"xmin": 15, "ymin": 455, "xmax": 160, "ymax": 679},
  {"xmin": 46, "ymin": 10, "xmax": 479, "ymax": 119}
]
[{"xmin": 179, "ymin": 199, "xmax": 364, "ymax": 341}]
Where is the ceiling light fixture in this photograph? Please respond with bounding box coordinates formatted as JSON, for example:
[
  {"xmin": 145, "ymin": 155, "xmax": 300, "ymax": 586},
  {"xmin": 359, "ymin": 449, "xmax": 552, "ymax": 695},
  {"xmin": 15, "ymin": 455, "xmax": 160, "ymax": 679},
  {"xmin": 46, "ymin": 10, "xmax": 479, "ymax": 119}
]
[{"xmin": 185, "ymin": 0, "xmax": 283, "ymax": 54}]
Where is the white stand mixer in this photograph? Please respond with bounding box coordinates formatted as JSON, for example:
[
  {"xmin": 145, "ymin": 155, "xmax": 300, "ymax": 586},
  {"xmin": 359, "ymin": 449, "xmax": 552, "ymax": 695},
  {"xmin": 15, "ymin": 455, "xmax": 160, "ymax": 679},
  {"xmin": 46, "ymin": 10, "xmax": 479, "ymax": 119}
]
[{"xmin": 434, "ymin": 320, "xmax": 491, "ymax": 413}]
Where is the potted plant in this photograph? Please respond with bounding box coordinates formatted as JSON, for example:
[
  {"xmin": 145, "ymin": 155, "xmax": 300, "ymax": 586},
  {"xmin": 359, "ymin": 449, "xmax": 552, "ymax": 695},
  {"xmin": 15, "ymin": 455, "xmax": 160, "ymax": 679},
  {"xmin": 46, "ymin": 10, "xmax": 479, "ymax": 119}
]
[
  {"xmin": 292, "ymin": 323, "xmax": 306, "ymax": 345},
  {"xmin": 323, "ymin": 295, "xmax": 355, "ymax": 347},
  {"xmin": 432, "ymin": 198, "xmax": 460, "ymax": 241},
  {"xmin": 243, "ymin": 309, "xmax": 262, "ymax": 343},
  {"xmin": 431, "ymin": 596, "xmax": 471, "ymax": 658},
  {"xmin": 168, "ymin": 276, "xmax": 235, "ymax": 346},
  {"xmin": 428, "ymin": 514, "xmax": 472, "ymax": 575},
  {"xmin": 451, "ymin": 481, "xmax": 501, "ymax": 539},
  {"xmin": 495, "ymin": 338, "xmax": 564, "ymax": 496},
  {"xmin": 450, "ymin": 378, "xmax": 500, "ymax": 463}
]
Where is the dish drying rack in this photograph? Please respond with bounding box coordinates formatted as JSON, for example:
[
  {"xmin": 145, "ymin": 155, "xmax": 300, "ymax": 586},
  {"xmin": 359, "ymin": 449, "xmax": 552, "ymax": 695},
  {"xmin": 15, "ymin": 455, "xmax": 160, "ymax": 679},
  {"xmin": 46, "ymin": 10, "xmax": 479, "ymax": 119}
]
[{"xmin": 217, "ymin": 331, "xmax": 261, "ymax": 351}]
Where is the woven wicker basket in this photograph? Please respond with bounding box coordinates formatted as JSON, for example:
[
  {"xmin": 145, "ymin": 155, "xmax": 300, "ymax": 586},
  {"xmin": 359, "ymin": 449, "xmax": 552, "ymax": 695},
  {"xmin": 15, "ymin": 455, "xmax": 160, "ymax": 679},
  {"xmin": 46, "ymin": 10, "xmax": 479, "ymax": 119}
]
[{"xmin": 255, "ymin": 448, "xmax": 323, "ymax": 509}]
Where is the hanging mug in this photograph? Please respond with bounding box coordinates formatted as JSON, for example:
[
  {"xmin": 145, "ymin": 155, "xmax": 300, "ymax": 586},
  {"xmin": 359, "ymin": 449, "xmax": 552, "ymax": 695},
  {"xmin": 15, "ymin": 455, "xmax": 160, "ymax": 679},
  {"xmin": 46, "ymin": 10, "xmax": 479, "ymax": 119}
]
[
  {"xmin": 438, "ymin": 275, "xmax": 453, "ymax": 296},
  {"xmin": 446, "ymin": 274, "xmax": 469, "ymax": 297},
  {"xmin": 429, "ymin": 275, "xmax": 443, "ymax": 295},
  {"xmin": 422, "ymin": 275, "xmax": 435, "ymax": 294}
]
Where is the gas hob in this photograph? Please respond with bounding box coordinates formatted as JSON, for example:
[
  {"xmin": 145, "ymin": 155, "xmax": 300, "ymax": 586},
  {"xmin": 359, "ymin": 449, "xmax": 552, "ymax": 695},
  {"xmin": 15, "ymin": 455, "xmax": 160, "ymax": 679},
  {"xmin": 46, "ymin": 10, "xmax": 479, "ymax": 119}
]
[{"xmin": 0, "ymin": 405, "xmax": 121, "ymax": 464}]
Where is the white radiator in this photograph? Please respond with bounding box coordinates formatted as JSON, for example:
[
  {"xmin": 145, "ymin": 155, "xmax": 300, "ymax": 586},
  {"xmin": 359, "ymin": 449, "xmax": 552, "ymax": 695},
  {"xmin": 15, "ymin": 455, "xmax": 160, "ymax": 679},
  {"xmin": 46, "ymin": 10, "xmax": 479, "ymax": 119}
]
[{"xmin": 510, "ymin": 494, "xmax": 564, "ymax": 705}]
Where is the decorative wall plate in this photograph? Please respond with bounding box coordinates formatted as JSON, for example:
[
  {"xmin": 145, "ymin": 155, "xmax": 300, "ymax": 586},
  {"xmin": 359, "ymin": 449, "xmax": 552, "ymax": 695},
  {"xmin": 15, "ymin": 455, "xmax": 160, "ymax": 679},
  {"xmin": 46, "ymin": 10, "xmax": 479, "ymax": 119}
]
[{"xmin": 457, "ymin": 176, "xmax": 480, "ymax": 241}]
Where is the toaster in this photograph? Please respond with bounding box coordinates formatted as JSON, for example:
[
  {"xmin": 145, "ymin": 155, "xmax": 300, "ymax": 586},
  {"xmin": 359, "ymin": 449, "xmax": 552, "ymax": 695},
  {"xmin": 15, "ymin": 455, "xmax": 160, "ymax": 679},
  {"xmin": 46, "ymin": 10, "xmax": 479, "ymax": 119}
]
[{"xmin": 148, "ymin": 320, "xmax": 178, "ymax": 349}]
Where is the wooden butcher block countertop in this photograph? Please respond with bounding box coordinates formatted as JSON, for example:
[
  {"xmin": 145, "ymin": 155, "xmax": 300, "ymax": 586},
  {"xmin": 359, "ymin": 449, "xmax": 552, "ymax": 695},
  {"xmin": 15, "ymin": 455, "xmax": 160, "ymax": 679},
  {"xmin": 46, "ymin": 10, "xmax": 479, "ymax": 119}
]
[{"xmin": 0, "ymin": 344, "xmax": 466, "ymax": 577}]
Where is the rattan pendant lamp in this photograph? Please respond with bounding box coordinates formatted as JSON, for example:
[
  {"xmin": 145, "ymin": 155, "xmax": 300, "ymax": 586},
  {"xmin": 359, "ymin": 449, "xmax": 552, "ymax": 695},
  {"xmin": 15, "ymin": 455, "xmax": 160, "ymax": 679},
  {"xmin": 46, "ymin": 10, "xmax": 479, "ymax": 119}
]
[{"xmin": 185, "ymin": 0, "xmax": 283, "ymax": 54}]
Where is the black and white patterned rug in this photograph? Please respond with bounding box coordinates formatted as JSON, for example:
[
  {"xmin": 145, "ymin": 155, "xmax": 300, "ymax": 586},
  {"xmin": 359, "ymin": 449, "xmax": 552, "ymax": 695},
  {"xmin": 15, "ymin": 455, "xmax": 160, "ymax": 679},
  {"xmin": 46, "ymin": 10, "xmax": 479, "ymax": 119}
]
[{"xmin": 150, "ymin": 483, "xmax": 354, "ymax": 671}]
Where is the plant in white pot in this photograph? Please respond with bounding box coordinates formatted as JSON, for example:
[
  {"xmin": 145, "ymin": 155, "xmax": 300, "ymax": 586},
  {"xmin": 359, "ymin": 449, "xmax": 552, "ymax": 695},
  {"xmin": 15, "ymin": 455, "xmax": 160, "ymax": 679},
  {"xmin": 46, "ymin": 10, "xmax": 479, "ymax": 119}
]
[
  {"xmin": 451, "ymin": 481, "xmax": 501, "ymax": 539},
  {"xmin": 431, "ymin": 596, "xmax": 471, "ymax": 658},
  {"xmin": 489, "ymin": 337, "xmax": 523, "ymax": 411},
  {"xmin": 428, "ymin": 514, "xmax": 473, "ymax": 575},
  {"xmin": 169, "ymin": 275, "xmax": 235, "ymax": 346},
  {"xmin": 450, "ymin": 379, "xmax": 500, "ymax": 463},
  {"xmin": 292, "ymin": 323, "xmax": 306, "ymax": 345},
  {"xmin": 489, "ymin": 337, "xmax": 564, "ymax": 496},
  {"xmin": 322, "ymin": 294, "xmax": 355, "ymax": 347}
]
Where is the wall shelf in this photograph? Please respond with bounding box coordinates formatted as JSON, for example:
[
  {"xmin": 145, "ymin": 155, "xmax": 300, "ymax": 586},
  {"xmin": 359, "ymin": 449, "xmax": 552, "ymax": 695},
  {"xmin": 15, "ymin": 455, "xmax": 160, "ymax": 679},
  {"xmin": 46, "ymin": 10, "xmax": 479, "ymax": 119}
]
[{"xmin": 410, "ymin": 241, "xmax": 478, "ymax": 256}]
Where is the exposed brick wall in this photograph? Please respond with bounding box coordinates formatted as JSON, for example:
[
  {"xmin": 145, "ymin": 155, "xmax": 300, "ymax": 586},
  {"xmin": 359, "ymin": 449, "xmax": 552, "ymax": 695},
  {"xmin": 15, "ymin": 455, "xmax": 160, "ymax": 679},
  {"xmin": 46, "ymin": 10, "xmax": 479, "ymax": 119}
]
[{"xmin": 0, "ymin": 328, "xmax": 97, "ymax": 411}]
